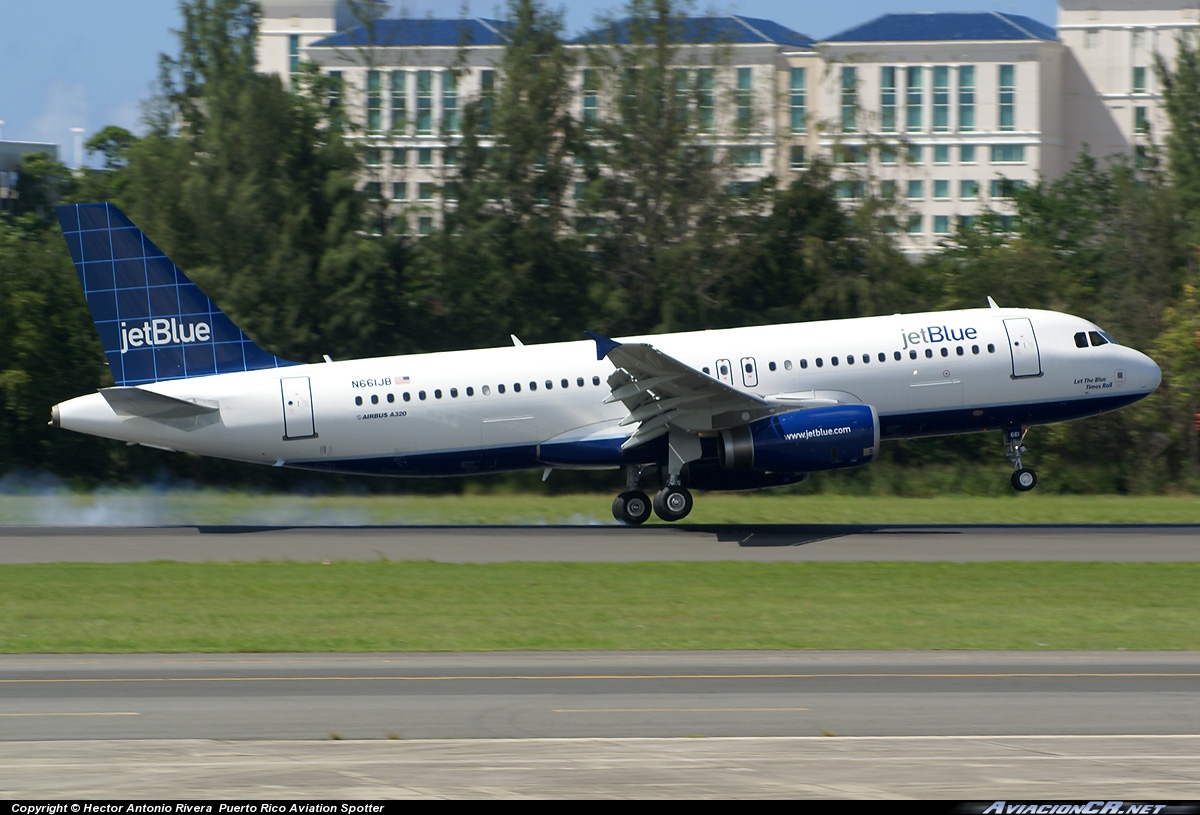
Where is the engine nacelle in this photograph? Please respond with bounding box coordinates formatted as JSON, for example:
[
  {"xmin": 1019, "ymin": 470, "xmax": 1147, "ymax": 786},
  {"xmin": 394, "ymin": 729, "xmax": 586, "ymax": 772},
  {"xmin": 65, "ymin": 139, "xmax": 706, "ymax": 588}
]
[{"xmin": 718, "ymin": 404, "xmax": 879, "ymax": 473}]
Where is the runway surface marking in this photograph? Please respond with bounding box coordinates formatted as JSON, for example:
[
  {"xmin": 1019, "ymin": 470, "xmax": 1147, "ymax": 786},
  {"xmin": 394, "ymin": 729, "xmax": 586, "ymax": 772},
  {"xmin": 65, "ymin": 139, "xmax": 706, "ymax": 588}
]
[
  {"xmin": 553, "ymin": 707, "xmax": 812, "ymax": 713},
  {"xmin": 3, "ymin": 670, "xmax": 1197, "ymax": 683},
  {"xmin": 0, "ymin": 712, "xmax": 139, "ymax": 717}
]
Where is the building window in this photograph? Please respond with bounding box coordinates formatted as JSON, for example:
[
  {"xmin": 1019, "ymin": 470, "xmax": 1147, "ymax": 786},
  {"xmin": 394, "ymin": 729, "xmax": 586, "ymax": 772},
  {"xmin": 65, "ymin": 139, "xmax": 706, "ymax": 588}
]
[
  {"xmin": 367, "ymin": 70, "xmax": 382, "ymax": 133},
  {"xmin": 933, "ymin": 215, "xmax": 950, "ymax": 234},
  {"xmin": 835, "ymin": 181, "xmax": 864, "ymax": 199},
  {"xmin": 442, "ymin": 70, "xmax": 458, "ymax": 134},
  {"xmin": 836, "ymin": 144, "xmax": 866, "ymax": 164},
  {"xmin": 730, "ymin": 146, "xmax": 762, "ymax": 166},
  {"xmin": 328, "ymin": 70, "xmax": 343, "ymax": 109},
  {"xmin": 933, "ymin": 144, "xmax": 949, "ymax": 164},
  {"xmin": 906, "ymin": 144, "xmax": 922, "ymax": 165},
  {"xmin": 960, "ymin": 179, "xmax": 978, "ymax": 199},
  {"xmin": 1085, "ymin": 29, "xmax": 1099, "ymax": 49},
  {"xmin": 365, "ymin": 148, "xmax": 382, "ymax": 166},
  {"xmin": 991, "ymin": 144, "xmax": 1025, "ymax": 163},
  {"xmin": 418, "ymin": 182, "xmax": 435, "ymax": 200},
  {"xmin": 583, "ymin": 69, "xmax": 599, "ymax": 130},
  {"xmin": 416, "ymin": 70, "xmax": 433, "ymax": 135},
  {"xmin": 879, "ymin": 145, "xmax": 897, "ymax": 164},
  {"xmin": 418, "ymin": 216, "xmax": 433, "ymax": 235},
  {"xmin": 392, "ymin": 148, "xmax": 407, "ymax": 167},
  {"xmin": 789, "ymin": 144, "xmax": 806, "ymax": 170},
  {"xmin": 998, "ymin": 64, "xmax": 1015, "ymax": 131},
  {"xmin": 790, "ymin": 67, "xmax": 806, "ymax": 133},
  {"xmin": 906, "ymin": 215, "xmax": 923, "ymax": 235},
  {"xmin": 841, "ymin": 66, "xmax": 857, "ymax": 132},
  {"xmin": 906, "ymin": 66, "xmax": 922, "ymax": 132},
  {"xmin": 418, "ymin": 148, "xmax": 433, "ymax": 166},
  {"xmin": 880, "ymin": 66, "xmax": 896, "ymax": 132},
  {"xmin": 364, "ymin": 181, "xmax": 381, "ymax": 200},
  {"xmin": 880, "ymin": 179, "xmax": 897, "ymax": 199},
  {"xmin": 480, "ymin": 69, "xmax": 496, "ymax": 135},
  {"xmin": 960, "ymin": 144, "xmax": 976, "ymax": 163},
  {"xmin": 1133, "ymin": 66, "xmax": 1147, "ymax": 94},
  {"xmin": 1135, "ymin": 106, "xmax": 1149, "ymax": 134},
  {"xmin": 696, "ymin": 68, "xmax": 714, "ymax": 133},
  {"xmin": 907, "ymin": 179, "xmax": 923, "ymax": 199},
  {"xmin": 932, "ymin": 66, "xmax": 950, "ymax": 131},
  {"xmin": 933, "ymin": 179, "xmax": 950, "ymax": 199},
  {"xmin": 391, "ymin": 71, "xmax": 407, "ymax": 135},
  {"xmin": 288, "ymin": 34, "xmax": 300, "ymax": 79},
  {"xmin": 735, "ymin": 67, "xmax": 753, "ymax": 132},
  {"xmin": 392, "ymin": 181, "xmax": 407, "ymax": 201},
  {"xmin": 958, "ymin": 215, "xmax": 976, "ymax": 229},
  {"xmin": 958, "ymin": 66, "xmax": 975, "ymax": 131},
  {"xmin": 990, "ymin": 178, "xmax": 1026, "ymax": 198}
]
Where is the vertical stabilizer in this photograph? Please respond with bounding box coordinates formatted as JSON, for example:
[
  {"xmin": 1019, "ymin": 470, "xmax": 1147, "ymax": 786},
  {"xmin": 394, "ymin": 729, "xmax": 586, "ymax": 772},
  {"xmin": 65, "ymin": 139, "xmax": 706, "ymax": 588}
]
[{"xmin": 56, "ymin": 203, "xmax": 297, "ymax": 386}]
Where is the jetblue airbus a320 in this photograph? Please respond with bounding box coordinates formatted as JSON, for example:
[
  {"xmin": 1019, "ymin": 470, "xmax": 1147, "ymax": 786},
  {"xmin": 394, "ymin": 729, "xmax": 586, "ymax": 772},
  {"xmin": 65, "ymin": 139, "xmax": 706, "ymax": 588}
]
[{"xmin": 51, "ymin": 203, "xmax": 1161, "ymax": 523}]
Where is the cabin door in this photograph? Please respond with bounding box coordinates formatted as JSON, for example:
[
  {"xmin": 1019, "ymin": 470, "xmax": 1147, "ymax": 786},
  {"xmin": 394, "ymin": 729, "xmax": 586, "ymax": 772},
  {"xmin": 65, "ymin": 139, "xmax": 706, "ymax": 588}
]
[
  {"xmin": 281, "ymin": 376, "xmax": 317, "ymax": 440},
  {"xmin": 1003, "ymin": 318, "xmax": 1043, "ymax": 378}
]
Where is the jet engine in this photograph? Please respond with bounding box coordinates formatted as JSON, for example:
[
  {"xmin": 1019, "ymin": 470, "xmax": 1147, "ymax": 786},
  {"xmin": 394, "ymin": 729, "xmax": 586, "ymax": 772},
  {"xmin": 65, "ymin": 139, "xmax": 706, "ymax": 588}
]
[{"xmin": 718, "ymin": 404, "xmax": 879, "ymax": 473}]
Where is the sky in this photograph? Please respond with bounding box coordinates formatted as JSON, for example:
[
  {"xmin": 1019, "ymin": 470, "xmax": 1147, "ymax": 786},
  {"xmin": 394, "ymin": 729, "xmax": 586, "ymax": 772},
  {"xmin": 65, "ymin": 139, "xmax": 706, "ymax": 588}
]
[{"xmin": 0, "ymin": 0, "xmax": 1056, "ymax": 166}]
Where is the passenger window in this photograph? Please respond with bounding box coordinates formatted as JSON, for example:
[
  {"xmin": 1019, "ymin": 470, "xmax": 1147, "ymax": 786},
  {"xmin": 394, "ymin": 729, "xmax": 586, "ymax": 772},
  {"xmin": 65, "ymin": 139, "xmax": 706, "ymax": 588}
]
[
  {"xmin": 403, "ymin": 392, "xmax": 411, "ymax": 402},
  {"xmin": 845, "ymin": 355, "xmax": 854, "ymax": 365},
  {"xmin": 941, "ymin": 347, "xmax": 949, "ymax": 357},
  {"xmin": 799, "ymin": 359, "xmax": 808, "ymax": 369},
  {"xmin": 450, "ymin": 388, "xmax": 458, "ymax": 398},
  {"xmin": 815, "ymin": 358, "xmax": 824, "ymax": 368},
  {"xmin": 482, "ymin": 386, "xmax": 490, "ymax": 396},
  {"xmin": 530, "ymin": 382, "xmax": 537, "ymax": 391},
  {"xmin": 561, "ymin": 378, "xmax": 569, "ymax": 388},
  {"xmin": 419, "ymin": 391, "xmax": 427, "ymax": 400},
  {"xmin": 909, "ymin": 350, "xmax": 918, "ymax": 360},
  {"xmin": 768, "ymin": 361, "xmax": 777, "ymax": 372},
  {"xmin": 355, "ymin": 396, "xmax": 363, "ymax": 406},
  {"xmin": 703, "ymin": 367, "xmax": 710, "ymax": 374},
  {"xmin": 925, "ymin": 349, "xmax": 933, "ymax": 358},
  {"xmin": 972, "ymin": 345, "xmax": 980, "ymax": 354},
  {"xmin": 863, "ymin": 354, "xmax": 871, "ymax": 364},
  {"xmin": 498, "ymin": 384, "xmax": 506, "ymax": 394},
  {"xmin": 1074, "ymin": 332, "xmax": 1089, "ymax": 349},
  {"xmin": 434, "ymin": 389, "xmax": 442, "ymax": 399},
  {"xmin": 593, "ymin": 376, "xmax": 601, "ymax": 386},
  {"xmin": 894, "ymin": 351, "xmax": 901, "ymax": 361},
  {"xmin": 513, "ymin": 383, "xmax": 521, "ymax": 393},
  {"xmin": 784, "ymin": 360, "xmax": 793, "ymax": 371},
  {"xmin": 544, "ymin": 380, "xmax": 552, "ymax": 390},
  {"xmin": 576, "ymin": 377, "xmax": 584, "ymax": 387},
  {"xmin": 371, "ymin": 395, "xmax": 379, "ymax": 404},
  {"xmin": 466, "ymin": 387, "xmax": 474, "ymax": 396},
  {"xmin": 387, "ymin": 393, "xmax": 395, "ymax": 403},
  {"xmin": 956, "ymin": 346, "xmax": 964, "ymax": 356},
  {"xmin": 987, "ymin": 344, "xmax": 996, "ymax": 353}
]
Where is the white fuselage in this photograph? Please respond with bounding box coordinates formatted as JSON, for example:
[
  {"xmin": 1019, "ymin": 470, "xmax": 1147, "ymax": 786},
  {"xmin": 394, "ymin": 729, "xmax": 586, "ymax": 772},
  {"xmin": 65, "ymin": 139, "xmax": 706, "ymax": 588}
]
[{"xmin": 53, "ymin": 307, "xmax": 1161, "ymax": 478}]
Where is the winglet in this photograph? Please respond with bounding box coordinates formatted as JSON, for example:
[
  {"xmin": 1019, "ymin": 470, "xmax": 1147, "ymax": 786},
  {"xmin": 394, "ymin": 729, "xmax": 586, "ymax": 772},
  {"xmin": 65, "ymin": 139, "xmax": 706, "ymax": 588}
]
[{"xmin": 585, "ymin": 330, "xmax": 621, "ymax": 361}]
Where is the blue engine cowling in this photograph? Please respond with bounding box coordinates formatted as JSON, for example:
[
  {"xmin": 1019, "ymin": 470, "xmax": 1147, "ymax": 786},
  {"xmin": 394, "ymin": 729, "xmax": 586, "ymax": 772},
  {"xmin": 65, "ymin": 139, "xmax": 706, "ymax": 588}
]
[{"xmin": 718, "ymin": 404, "xmax": 879, "ymax": 472}]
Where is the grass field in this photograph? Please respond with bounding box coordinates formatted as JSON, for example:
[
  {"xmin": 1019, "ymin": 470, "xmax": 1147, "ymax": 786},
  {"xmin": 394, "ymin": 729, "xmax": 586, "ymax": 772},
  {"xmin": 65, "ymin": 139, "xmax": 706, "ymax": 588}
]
[
  {"xmin": 0, "ymin": 561, "xmax": 1196, "ymax": 653},
  {"xmin": 2, "ymin": 490, "xmax": 1199, "ymax": 526}
]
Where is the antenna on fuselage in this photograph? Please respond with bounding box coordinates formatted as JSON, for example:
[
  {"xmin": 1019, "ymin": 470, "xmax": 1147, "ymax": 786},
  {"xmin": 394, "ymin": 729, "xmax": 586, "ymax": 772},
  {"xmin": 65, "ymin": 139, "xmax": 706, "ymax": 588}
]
[{"xmin": 987, "ymin": 296, "xmax": 1000, "ymax": 309}]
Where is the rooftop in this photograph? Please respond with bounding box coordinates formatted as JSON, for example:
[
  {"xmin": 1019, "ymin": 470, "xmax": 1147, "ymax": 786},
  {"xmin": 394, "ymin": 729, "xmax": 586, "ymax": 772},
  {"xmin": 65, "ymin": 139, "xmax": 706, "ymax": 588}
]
[
  {"xmin": 572, "ymin": 15, "xmax": 814, "ymax": 47},
  {"xmin": 310, "ymin": 18, "xmax": 514, "ymax": 48},
  {"xmin": 824, "ymin": 12, "xmax": 1057, "ymax": 43}
]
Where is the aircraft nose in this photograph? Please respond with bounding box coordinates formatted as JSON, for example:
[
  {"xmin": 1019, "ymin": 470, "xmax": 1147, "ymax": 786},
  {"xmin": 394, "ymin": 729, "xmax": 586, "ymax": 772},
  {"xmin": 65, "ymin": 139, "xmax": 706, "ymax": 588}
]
[{"xmin": 1138, "ymin": 350, "xmax": 1162, "ymax": 393}]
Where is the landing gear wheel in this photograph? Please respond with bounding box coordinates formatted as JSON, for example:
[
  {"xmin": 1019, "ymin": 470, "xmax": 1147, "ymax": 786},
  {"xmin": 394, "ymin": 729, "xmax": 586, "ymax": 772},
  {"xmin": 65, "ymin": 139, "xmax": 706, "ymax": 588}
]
[
  {"xmin": 1011, "ymin": 468, "xmax": 1037, "ymax": 492},
  {"xmin": 653, "ymin": 485, "xmax": 693, "ymax": 522},
  {"xmin": 612, "ymin": 490, "xmax": 652, "ymax": 525}
]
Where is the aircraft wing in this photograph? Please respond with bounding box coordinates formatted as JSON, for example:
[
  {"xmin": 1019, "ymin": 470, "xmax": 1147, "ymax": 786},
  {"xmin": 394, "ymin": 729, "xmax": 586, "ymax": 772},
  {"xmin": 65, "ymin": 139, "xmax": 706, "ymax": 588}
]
[{"xmin": 587, "ymin": 332, "xmax": 778, "ymax": 449}]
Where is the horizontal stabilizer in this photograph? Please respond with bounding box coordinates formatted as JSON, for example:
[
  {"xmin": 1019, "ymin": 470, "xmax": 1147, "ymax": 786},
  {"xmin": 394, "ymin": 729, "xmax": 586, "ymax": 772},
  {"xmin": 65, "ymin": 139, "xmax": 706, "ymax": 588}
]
[{"xmin": 100, "ymin": 387, "xmax": 220, "ymax": 420}]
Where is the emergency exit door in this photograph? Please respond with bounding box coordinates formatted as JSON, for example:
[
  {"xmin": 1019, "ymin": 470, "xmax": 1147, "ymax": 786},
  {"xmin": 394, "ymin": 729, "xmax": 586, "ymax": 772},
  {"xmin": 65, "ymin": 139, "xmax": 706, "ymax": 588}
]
[{"xmin": 281, "ymin": 376, "xmax": 317, "ymax": 440}]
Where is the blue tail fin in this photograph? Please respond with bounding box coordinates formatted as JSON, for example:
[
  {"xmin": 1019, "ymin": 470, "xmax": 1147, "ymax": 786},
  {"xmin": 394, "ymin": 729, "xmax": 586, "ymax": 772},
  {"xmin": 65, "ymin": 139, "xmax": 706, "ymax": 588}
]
[{"xmin": 56, "ymin": 203, "xmax": 297, "ymax": 386}]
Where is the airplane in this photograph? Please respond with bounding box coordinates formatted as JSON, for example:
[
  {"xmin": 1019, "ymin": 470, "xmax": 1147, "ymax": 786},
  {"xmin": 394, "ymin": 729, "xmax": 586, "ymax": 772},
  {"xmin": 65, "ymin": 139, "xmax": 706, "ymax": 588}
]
[{"xmin": 51, "ymin": 202, "xmax": 1161, "ymax": 524}]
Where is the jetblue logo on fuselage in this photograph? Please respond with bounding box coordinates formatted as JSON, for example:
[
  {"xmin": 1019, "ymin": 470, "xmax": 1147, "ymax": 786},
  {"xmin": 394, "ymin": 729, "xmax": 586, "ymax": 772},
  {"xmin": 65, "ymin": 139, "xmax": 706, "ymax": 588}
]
[
  {"xmin": 119, "ymin": 319, "xmax": 212, "ymax": 354},
  {"xmin": 901, "ymin": 325, "xmax": 978, "ymax": 351}
]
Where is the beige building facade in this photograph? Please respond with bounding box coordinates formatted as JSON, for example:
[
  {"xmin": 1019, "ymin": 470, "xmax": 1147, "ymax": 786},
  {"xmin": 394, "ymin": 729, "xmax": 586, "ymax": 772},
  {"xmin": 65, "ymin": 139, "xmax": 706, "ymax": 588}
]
[{"xmin": 255, "ymin": 1, "xmax": 1193, "ymax": 251}]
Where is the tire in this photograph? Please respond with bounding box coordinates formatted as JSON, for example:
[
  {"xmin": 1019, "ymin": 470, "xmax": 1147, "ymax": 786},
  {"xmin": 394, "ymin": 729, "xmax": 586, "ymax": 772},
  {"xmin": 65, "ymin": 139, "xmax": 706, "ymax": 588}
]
[
  {"xmin": 1011, "ymin": 468, "xmax": 1037, "ymax": 492},
  {"xmin": 653, "ymin": 485, "xmax": 693, "ymax": 522},
  {"xmin": 613, "ymin": 490, "xmax": 651, "ymax": 525}
]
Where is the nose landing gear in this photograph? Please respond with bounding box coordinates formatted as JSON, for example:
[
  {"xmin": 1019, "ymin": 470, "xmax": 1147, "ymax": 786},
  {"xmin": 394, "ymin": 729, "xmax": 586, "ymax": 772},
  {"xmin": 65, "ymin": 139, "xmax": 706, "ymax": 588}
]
[{"xmin": 1005, "ymin": 426, "xmax": 1038, "ymax": 492}]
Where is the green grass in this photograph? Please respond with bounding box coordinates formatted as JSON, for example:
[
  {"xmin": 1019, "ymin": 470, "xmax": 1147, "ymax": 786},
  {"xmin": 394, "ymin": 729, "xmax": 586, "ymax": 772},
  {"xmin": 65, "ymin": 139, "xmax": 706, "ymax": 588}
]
[
  {"xmin": 1, "ymin": 491, "xmax": 1199, "ymax": 526},
  {"xmin": 0, "ymin": 561, "xmax": 1196, "ymax": 652}
]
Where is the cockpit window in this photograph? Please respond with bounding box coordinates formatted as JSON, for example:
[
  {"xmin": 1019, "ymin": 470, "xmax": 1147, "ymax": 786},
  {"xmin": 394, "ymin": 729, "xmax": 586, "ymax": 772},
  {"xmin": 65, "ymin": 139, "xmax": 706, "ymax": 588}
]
[
  {"xmin": 1088, "ymin": 331, "xmax": 1109, "ymax": 347},
  {"xmin": 1074, "ymin": 332, "xmax": 1088, "ymax": 349}
]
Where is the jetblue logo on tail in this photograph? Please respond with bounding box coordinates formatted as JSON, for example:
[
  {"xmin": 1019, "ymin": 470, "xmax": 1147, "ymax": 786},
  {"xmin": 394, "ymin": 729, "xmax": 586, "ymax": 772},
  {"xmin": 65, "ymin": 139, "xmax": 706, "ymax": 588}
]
[{"xmin": 119, "ymin": 319, "xmax": 212, "ymax": 354}]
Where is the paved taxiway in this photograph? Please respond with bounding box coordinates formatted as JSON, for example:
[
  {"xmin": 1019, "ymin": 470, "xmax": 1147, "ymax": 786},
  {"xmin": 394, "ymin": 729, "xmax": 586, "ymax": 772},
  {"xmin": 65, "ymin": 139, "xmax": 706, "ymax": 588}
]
[
  {"xmin": 1, "ymin": 524, "xmax": 1197, "ymax": 797},
  {"xmin": 1, "ymin": 522, "xmax": 1198, "ymax": 562}
]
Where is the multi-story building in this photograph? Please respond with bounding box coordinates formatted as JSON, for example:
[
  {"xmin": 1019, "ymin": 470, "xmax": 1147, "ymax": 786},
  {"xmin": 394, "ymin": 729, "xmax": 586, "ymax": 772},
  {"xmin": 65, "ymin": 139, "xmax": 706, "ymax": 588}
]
[
  {"xmin": 255, "ymin": 1, "xmax": 1191, "ymax": 250},
  {"xmin": 0, "ymin": 140, "xmax": 59, "ymax": 213}
]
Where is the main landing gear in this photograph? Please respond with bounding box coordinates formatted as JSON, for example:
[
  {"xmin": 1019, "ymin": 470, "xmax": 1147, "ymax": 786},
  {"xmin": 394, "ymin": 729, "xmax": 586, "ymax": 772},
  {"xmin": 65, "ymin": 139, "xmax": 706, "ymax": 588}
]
[
  {"xmin": 612, "ymin": 465, "xmax": 694, "ymax": 525},
  {"xmin": 1005, "ymin": 426, "xmax": 1038, "ymax": 492}
]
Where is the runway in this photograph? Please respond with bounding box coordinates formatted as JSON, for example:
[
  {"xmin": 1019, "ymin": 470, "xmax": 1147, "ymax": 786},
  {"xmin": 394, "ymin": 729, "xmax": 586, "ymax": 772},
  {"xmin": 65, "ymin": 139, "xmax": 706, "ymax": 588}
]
[
  {"xmin": 2, "ymin": 522, "xmax": 1199, "ymax": 562},
  {"xmin": 1, "ymin": 524, "xmax": 1197, "ymax": 797}
]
